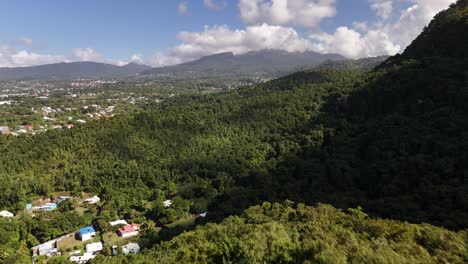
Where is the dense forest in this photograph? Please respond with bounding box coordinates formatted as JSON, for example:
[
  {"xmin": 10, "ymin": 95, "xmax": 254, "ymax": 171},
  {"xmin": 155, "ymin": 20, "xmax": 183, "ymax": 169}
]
[
  {"xmin": 92, "ymin": 202, "xmax": 468, "ymax": 264},
  {"xmin": 0, "ymin": 1, "xmax": 467, "ymax": 263}
]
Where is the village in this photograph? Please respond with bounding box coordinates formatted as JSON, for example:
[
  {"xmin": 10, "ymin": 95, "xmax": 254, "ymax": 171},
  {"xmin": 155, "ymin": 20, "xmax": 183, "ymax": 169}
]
[{"xmin": 1, "ymin": 192, "xmax": 204, "ymax": 263}]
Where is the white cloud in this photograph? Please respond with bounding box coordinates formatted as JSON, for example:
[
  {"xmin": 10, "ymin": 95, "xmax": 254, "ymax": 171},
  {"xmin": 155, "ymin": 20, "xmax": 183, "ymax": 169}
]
[
  {"xmin": 0, "ymin": 45, "xmax": 66, "ymax": 67},
  {"xmin": 130, "ymin": 54, "xmax": 145, "ymax": 64},
  {"xmin": 72, "ymin": 48, "xmax": 104, "ymax": 62},
  {"xmin": 369, "ymin": 0, "xmax": 393, "ymax": 20},
  {"xmin": 0, "ymin": 45, "xmax": 144, "ymax": 67},
  {"xmin": 239, "ymin": 0, "xmax": 336, "ymax": 28},
  {"xmin": 178, "ymin": 2, "xmax": 188, "ymax": 15},
  {"xmin": 308, "ymin": 0, "xmax": 456, "ymax": 59},
  {"xmin": 204, "ymin": 0, "xmax": 227, "ymax": 10},
  {"xmin": 310, "ymin": 27, "xmax": 400, "ymax": 58},
  {"xmin": 149, "ymin": 23, "xmax": 312, "ymax": 66}
]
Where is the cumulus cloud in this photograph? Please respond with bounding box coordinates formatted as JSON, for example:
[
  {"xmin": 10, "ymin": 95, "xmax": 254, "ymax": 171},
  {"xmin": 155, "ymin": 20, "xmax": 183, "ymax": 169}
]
[
  {"xmin": 178, "ymin": 2, "xmax": 188, "ymax": 15},
  {"xmin": 204, "ymin": 0, "xmax": 227, "ymax": 10},
  {"xmin": 130, "ymin": 54, "xmax": 145, "ymax": 64},
  {"xmin": 149, "ymin": 23, "xmax": 312, "ymax": 66},
  {"xmin": 239, "ymin": 0, "xmax": 336, "ymax": 28},
  {"xmin": 310, "ymin": 27, "xmax": 400, "ymax": 58},
  {"xmin": 369, "ymin": 0, "xmax": 393, "ymax": 20},
  {"xmin": 0, "ymin": 45, "xmax": 66, "ymax": 67},
  {"xmin": 71, "ymin": 48, "xmax": 104, "ymax": 62},
  {"xmin": 308, "ymin": 0, "xmax": 456, "ymax": 59},
  {"xmin": 0, "ymin": 44, "xmax": 144, "ymax": 67}
]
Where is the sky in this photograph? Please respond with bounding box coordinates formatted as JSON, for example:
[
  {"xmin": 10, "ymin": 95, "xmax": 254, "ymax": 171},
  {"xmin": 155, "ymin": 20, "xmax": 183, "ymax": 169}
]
[{"xmin": 0, "ymin": 0, "xmax": 457, "ymax": 67}]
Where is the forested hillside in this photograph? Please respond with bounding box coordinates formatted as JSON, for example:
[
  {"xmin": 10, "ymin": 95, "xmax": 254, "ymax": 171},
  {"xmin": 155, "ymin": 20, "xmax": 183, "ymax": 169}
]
[
  {"xmin": 92, "ymin": 203, "xmax": 468, "ymax": 264},
  {"xmin": 0, "ymin": 1, "xmax": 467, "ymax": 263}
]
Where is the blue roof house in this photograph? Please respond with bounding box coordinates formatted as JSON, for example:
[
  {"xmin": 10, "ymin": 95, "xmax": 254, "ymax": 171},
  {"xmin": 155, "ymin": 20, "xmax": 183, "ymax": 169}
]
[{"xmin": 78, "ymin": 226, "xmax": 96, "ymax": 241}]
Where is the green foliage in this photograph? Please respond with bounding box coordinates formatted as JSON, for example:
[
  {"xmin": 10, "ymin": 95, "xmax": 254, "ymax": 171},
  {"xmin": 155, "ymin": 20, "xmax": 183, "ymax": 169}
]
[
  {"xmin": 91, "ymin": 203, "xmax": 468, "ymax": 264},
  {"xmin": 0, "ymin": 1, "xmax": 467, "ymax": 262}
]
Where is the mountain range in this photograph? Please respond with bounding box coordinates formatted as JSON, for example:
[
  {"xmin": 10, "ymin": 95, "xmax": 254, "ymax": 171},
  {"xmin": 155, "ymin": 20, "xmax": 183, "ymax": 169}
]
[
  {"xmin": 0, "ymin": 50, "xmax": 350, "ymax": 81},
  {"xmin": 140, "ymin": 50, "xmax": 347, "ymax": 78},
  {"xmin": 0, "ymin": 61, "xmax": 152, "ymax": 81}
]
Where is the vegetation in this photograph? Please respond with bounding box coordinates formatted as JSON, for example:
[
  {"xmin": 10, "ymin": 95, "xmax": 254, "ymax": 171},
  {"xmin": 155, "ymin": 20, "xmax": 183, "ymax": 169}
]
[
  {"xmin": 0, "ymin": 1, "xmax": 467, "ymax": 263},
  {"xmin": 91, "ymin": 202, "xmax": 468, "ymax": 264}
]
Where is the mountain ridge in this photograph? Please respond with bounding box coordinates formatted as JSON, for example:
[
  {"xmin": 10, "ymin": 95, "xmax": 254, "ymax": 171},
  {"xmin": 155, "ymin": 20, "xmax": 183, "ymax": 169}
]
[
  {"xmin": 140, "ymin": 49, "xmax": 347, "ymax": 78},
  {"xmin": 0, "ymin": 61, "xmax": 152, "ymax": 80}
]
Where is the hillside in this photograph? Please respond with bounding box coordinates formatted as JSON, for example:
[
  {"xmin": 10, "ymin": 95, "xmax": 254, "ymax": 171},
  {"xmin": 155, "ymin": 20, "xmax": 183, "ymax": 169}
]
[
  {"xmin": 0, "ymin": 1, "xmax": 467, "ymax": 263},
  {"xmin": 91, "ymin": 203, "xmax": 468, "ymax": 264},
  {"xmin": 318, "ymin": 56, "xmax": 390, "ymax": 70},
  {"xmin": 0, "ymin": 61, "xmax": 151, "ymax": 80},
  {"xmin": 141, "ymin": 50, "xmax": 346, "ymax": 78}
]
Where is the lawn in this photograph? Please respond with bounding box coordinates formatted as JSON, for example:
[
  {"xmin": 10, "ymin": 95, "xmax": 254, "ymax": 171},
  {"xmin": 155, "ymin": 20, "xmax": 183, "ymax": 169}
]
[
  {"xmin": 102, "ymin": 231, "xmax": 130, "ymax": 247},
  {"xmin": 57, "ymin": 235, "xmax": 95, "ymax": 251}
]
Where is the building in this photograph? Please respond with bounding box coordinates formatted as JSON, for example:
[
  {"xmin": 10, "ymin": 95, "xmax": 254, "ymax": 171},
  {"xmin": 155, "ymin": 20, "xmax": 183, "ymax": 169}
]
[
  {"xmin": 32, "ymin": 241, "xmax": 57, "ymax": 257},
  {"xmin": 117, "ymin": 223, "xmax": 140, "ymax": 238},
  {"xmin": 69, "ymin": 252, "xmax": 96, "ymax": 263},
  {"xmin": 86, "ymin": 242, "xmax": 103, "ymax": 254},
  {"xmin": 163, "ymin": 199, "xmax": 172, "ymax": 208},
  {"xmin": 84, "ymin": 196, "xmax": 100, "ymax": 204},
  {"xmin": 122, "ymin": 243, "xmax": 140, "ymax": 255},
  {"xmin": 109, "ymin": 219, "xmax": 128, "ymax": 226},
  {"xmin": 0, "ymin": 210, "xmax": 14, "ymax": 217},
  {"xmin": 32, "ymin": 203, "xmax": 57, "ymax": 211},
  {"xmin": 0, "ymin": 126, "xmax": 9, "ymax": 134},
  {"xmin": 78, "ymin": 226, "xmax": 96, "ymax": 241}
]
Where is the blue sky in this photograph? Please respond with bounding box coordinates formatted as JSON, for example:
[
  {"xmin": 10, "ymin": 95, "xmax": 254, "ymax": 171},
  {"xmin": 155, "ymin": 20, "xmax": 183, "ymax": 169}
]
[{"xmin": 0, "ymin": 0, "xmax": 456, "ymax": 67}]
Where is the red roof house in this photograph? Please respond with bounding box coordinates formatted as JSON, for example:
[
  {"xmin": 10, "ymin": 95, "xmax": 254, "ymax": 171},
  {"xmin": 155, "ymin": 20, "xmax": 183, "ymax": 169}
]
[{"xmin": 117, "ymin": 223, "xmax": 140, "ymax": 238}]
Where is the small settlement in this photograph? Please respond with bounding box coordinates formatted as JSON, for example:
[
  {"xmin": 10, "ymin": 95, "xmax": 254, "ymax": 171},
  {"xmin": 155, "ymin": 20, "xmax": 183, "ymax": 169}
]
[{"xmin": 29, "ymin": 194, "xmax": 143, "ymax": 263}]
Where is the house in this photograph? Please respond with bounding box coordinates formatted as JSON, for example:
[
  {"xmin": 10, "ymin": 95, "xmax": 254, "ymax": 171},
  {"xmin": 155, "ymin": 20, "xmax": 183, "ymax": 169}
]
[
  {"xmin": 65, "ymin": 123, "xmax": 74, "ymax": 129},
  {"xmin": 34, "ymin": 241, "xmax": 57, "ymax": 256},
  {"xmin": 78, "ymin": 226, "xmax": 96, "ymax": 241},
  {"xmin": 69, "ymin": 253, "xmax": 96, "ymax": 263},
  {"xmin": 122, "ymin": 243, "xmax": 140, "ymax": 255},
  {"xmin": 86, "ymin": 242, "xmax": 103, "ymax": 254},
  {"xmin": 84, "ymin": 196, "xmax": 100, "ymax": 204},
  {"xmin": 0, "ymin": 126, "xmax": 9, "ymax": 134},
  {"xmin": 33, "ymin": 203, "xmax": 57, "ymax": 211},
  {"xmin": 117, "ymin": 223, "xmax": 140, "ymax": 238},
  {"xmin": 0, "ymin": 210, "xmax": 14, "ymax": 217},
  {"xmin": 41, "ymin": 203, "xmax": 57, "ymax": 211},
  {"xmin": 163, "ymin": 199, "xmax": 172, "ymax": 208},
  {"xmin": 199, "ymin": 212, "xmax": 207, "ymax": 218},
  {"xmin": 109, "ymin": 219, "xmax": 128, "ymax": 226}
]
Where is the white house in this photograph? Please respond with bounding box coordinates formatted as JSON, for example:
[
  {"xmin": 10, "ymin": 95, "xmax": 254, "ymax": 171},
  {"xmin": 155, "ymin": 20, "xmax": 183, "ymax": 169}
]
[
  {"xmin": 86, "ymin": 242, "xmax": 103, "ymax": 254},
  {"xmin": 78, "ymin": 226, "xmax": 96, "ymax": 241},
  {"xmin": 0, "ymin": 210, "xmax": 14, "ymax": 217},
  {"xmin": 122, "ymin": 243, "xmax": 140, "ymax": 255},
  {"xmin": 163, "ymin": 200, "xmax": 172, "ymax": 208},
  {"xmin": 109, "ymin": 219, "xmax": 128, "ymax": 226},
  {"xmin": 69, "ymin": 253, "xmax": 96, "ymax": 263},
  {"xmin": 84, "ymin": 196, "xmax": 100, "ymax": 204}
]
